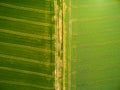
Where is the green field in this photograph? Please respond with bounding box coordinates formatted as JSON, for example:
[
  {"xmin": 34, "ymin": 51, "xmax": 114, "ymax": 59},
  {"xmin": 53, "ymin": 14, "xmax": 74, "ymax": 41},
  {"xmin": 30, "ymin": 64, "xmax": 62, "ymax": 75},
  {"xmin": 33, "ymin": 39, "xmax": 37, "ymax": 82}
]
[
  {"xmin": 0, "ymin": 0, "xmax": 120, "ymax": 90},
  {"xmin": 65, "ymin": 0, "xmax": 120, "ymax": 90},
  {"xmin": 0, "ymin": 0, "xmax": 55, "ymax": 90}
]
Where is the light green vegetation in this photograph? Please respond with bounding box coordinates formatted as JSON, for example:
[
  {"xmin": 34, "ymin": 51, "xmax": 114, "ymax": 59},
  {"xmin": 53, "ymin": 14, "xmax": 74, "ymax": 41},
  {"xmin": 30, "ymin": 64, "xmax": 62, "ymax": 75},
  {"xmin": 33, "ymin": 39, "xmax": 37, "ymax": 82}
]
[{"xmin": 65, "ymin": 0, "xmax": 120, "ymax": 90}]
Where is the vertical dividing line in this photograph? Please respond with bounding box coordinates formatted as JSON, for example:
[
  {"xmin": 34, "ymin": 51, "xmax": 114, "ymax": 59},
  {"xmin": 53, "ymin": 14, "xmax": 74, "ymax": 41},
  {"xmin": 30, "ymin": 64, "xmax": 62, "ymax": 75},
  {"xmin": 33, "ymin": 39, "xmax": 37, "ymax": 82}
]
[
  {"xmin": 54, "ymin": 0, "xmax": 59, "ymax": 90},
  {"xmin": 68, "ymin": 0, "xmax": 72, "ymax": 90},
  {"xmin": 54, "ymin": 0, "xmax": 63, "ymax": 90},
  {"xmin": 61, "ymin": 0, "xmax": 65, "ymax": 90},
  {"xmin": 62, "ymin": 0, "xmax": 66, "ymax": 90},
  {"xmin": 54, "ymin": 0, "xmax": 58, "ymax": 89}
]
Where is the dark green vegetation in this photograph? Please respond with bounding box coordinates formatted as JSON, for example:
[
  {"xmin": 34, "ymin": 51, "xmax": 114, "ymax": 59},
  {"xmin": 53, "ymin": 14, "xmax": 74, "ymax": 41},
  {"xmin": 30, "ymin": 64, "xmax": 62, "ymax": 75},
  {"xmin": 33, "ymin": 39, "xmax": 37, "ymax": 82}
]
[
  {"xmin": 0, "ymin": 0, "xmax": 55, "ymax": 90},
  {"xmin": 66, "ymin": 0, "xmax": 120, "ymax": 90}
]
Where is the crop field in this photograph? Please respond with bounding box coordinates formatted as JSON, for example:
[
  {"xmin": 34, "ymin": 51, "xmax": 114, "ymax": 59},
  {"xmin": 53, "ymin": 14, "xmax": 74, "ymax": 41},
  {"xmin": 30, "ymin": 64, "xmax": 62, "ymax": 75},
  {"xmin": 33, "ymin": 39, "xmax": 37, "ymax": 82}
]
[
  {"xmin": 0, "ymin": 0, "xmax": 55, "ymax": 90},
  {"xmin": 66, "ymin": 0, "xmax": 120, "ymax": 90},
  {"xmin": 0, "ymin": 0, "xmax": 120, "ymax": 90}
]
